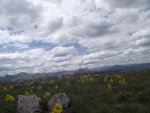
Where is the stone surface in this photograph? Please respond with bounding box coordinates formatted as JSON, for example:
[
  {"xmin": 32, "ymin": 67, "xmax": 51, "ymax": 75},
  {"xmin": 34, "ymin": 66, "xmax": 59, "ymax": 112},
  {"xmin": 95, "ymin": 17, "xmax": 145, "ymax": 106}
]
[
  {"xmin": 17, "ymin": 95, "xmax": 42, "ymax": 113},
  {"xmin": 47, "ymin": 93, "xmax": 71, "ymax": 112}
]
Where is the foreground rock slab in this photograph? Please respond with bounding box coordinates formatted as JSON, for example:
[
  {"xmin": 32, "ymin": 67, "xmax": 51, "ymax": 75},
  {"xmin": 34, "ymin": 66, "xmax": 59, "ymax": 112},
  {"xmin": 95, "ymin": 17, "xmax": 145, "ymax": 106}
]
[
  {"xmin": 17, "ymin": 95, "xmax": 42, "ymax": 113},
  {"xmin": 48, "ymin": 93, "xmax": 71, "ymax": 112}
]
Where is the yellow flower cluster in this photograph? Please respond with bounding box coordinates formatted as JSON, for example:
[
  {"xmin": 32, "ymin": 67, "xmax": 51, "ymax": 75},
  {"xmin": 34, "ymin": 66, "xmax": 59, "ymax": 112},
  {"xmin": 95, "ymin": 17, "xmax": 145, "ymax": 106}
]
[
  {"xmin": 107, "ymin": 83, "xmax": 112, "ymax": 91},
  {"xmin": 25, "ymin": 90, "xmax": 33, "ymax": 96},
  {"xmin": 104, "ymin": 76, "xmax": 113, "ymax": 83},
  {"xmin": 104, "ymin": 74, "xmax": 126, "ymax": 91},
  {"xmin": 50, "ymin": 80, "xmax": 56, "ymax": 85},
  {"xmin": 5, "ymin": 94, "xmax": 15, "ymax": 102},
  {"xmin": 115, "ymin": 74, "xmax": 126, "ymax": 86},
  {"xmin": 2, "ymin": 85, "xmax": 14, "ymax": 91},
  {"xmin": 84, "ymin": 75, "xmax": 94, "ymax": 81},
  {"xmin": 80, "ymin": 75, "xmax": 94, "ymax": 83},
  {"xmin": 115, "ymin": 74, "xmax": 122, "ymax": 79},
  {"xmin": 103, "ymin": 76, "xmax": 113, "ymax": 91},
  {"xmin": 119, "ymin": 78, "xmax": 126, "ymax": 86},
  {"xmin": 52, "ymin": 101, "xmax": 63, "ymax": 113},
  {"xmin": 9, "ymin": 85, "xmax": 14, "ymax": 90},
  {"xmin": 3, "ymin": 86, "xmax": 7, "ymax": 91},
  {"xmin": 43, "ymin": 92, "xmax": 51, "ymax": 99}
]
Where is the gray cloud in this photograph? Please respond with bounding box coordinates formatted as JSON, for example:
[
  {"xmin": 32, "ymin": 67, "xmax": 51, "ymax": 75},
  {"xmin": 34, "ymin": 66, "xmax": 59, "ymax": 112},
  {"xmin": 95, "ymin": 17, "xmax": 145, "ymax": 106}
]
[
  {"xmin": 103, "ymin": 0, "xmax": 150, "ymax": 9},
  {"xmin": 47, "ymin": 17, "xmax": 63, "ymax": 34},
  {"xmin": 71, "ymin": 20, "xmax": 118, "ymax": 38},
  {"xmin": 0, "ymin": 0, "xmax": 41, "ymax": 30},
  {"xmin": 0, "ymin": 67, "xmax": 10, "ymax": 72}
]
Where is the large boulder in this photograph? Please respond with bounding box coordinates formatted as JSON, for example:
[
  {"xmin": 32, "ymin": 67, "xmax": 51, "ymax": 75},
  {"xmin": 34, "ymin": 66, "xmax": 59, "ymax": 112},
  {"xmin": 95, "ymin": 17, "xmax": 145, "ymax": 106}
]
[
  {"xmin": 47, "ymin": 93, "xmax": 71, "ymax": 112},
  {"xmin": 16, "ymin": 95, "xmax": 42, "ymax": 113}
]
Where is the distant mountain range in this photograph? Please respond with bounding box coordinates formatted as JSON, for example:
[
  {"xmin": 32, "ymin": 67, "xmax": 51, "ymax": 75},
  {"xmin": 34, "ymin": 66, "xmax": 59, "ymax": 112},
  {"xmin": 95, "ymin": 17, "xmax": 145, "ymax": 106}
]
[
  {"xmin": 0, "ymin": 63, "xmax": 150, "ymax": 82},
  {"xmin": 89, "ymin": 63, "xmax": 150, "ymax": 72}
]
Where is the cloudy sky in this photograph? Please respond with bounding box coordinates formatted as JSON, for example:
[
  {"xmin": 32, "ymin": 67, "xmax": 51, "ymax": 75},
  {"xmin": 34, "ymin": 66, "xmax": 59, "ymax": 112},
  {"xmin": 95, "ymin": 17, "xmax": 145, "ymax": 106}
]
[{"xmin": 0, "ymin": 0, "xmax": 150, "ymax": 76}]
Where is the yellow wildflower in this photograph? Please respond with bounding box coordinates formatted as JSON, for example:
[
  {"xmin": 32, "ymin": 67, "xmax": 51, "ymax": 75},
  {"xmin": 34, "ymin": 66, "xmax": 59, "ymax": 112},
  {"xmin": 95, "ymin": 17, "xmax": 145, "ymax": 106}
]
[
  {"xmin": 82, "ymin": 75, "xmax": 94, "ymax": 82},
  {"xmin": 25, "ymin": 90, "xmax": 33, "ymax": 96},
  {"xmin": 115, "ymin": 74, "xmax": 122, "ymax": 79},
  {"xmin": 44, "ymin": 92, "xmax": 51, "ymax": 99},
  {"xmin": 5, "ymin": 94, "xmax": 15, "ymax": 102},
  {"xmin": 89, "ymin": 77, "xmax": 94, "ymax": 82},
  {"xmin": 50, "ymin": 80, "xmax": 56, "ymax": 85},
  {"xmin": 52, "ymin": 101, "xmax": 63, "ymax": 113},
  {"xmin": 30, "ymin": 90, "xmax": 33, "ymax": 94},
  {"xmin": 9, "ymin": 85, "xmax": 14, "ymax": 90},
  {"xmin": 3, "ymin": 86, "xmax": 7, "ymax": 91},
  {"xmin": 108, "ymin": 83, "xmax": 112, "ymax": 91},
  {"xmin": 119, "ymin": 78, "xmax": 126, "ymax": 86}
]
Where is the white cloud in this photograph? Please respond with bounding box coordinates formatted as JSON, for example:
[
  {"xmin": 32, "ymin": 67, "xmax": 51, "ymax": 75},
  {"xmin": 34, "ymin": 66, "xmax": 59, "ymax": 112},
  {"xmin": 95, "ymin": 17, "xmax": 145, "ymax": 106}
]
[
  {"xmin": 99, "ymin": 0, "xmax": 150, "ymax": 9},
  {"xmin": 132, "ymin": 29, "xmax": 150, "ymax": 39},
  {"xmin": 0, "ymin": 0, "xmax": 150, "ymax": 75},
  {"xmin": 50, "ymin": 46, "xmax": 77, "ymax": 57}
]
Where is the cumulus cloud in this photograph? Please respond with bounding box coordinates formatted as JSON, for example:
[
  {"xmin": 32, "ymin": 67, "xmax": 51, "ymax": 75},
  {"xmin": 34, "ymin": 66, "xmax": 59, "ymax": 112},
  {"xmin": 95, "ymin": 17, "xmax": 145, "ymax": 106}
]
[
  {"xmin": 0, "ymin": 0, "xmax": 150, "ymax": 75},
  {"xmin": 50, "ymin": 46, "xmax": 77, "ymax": 57},
  {"xmin": 70, "ymin": 20, "xmax": 118, "ymax": 38},
  {"xmin": 132, "ymin": 29, "xmax": 150, "ymax": 39},
  {"xmin": 96, "ymin": 0, "xmax": 150, "ymax": 9},
  {"xmin": 0, "ymin": 0, "xmax": 41, "ymax": 30}
]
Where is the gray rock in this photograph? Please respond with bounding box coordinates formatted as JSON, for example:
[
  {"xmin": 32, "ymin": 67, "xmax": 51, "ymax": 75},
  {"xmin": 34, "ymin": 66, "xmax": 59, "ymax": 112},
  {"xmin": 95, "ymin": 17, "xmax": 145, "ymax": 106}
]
[
  {"xmin": 47, "ymin": 93, "xmax": 70, "ymax": 112},
  {"xmin": 17, "ymin": 95, "xmax": 42, "ymax": 113}
]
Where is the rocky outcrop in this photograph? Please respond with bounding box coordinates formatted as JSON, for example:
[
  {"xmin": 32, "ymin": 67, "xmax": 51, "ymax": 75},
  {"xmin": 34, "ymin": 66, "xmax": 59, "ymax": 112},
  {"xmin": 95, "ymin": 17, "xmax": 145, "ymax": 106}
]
[
  {"xmin": 16, "ymin": 93, "xmax": 75, "ymax": 113},
  {"xmin": 16, "ymin": 95, "xmax": 42, "ymax": 113},
  {"xmin": 47, "ymin": 93, "xmax": 71, "ymax": 112}
]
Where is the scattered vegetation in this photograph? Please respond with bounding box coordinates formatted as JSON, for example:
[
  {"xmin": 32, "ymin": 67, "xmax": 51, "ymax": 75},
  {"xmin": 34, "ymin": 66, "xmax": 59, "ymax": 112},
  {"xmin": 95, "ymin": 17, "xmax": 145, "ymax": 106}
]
[{"xmin": 0, "ymin": 70, "xmax": 150, "ymax": 113}]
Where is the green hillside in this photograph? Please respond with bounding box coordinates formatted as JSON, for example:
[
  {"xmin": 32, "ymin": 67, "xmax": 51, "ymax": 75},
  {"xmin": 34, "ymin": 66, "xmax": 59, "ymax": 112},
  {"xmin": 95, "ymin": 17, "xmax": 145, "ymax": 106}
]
[{"xmin": 0, "ymin": 70, "xmax": 150, "ymax": 113}]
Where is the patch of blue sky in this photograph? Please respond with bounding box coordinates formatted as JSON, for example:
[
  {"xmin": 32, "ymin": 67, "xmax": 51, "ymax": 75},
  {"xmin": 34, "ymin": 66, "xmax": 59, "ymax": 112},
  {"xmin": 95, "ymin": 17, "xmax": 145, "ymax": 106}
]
[
  {"xmin": 0, "ymin": 44, "xmax": 23, "ymax": 53},
  {"xmin": 65, "ymin": 43, "xmax": 89, "ymax": 55},
  {"xmin": 28, "ymin": 40, "xmax": 56, "ymax": 51},
  {"xmin": 0, "ymin": 41, "xmax": 56, "ymax": 53}
]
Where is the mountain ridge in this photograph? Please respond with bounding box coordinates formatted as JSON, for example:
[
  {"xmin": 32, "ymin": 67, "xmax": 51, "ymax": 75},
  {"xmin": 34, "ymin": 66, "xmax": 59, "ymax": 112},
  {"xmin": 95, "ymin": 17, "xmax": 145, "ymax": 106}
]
[{"xmin": 0, "ymin": 62, "xmax": 150, "ymax": 82}]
